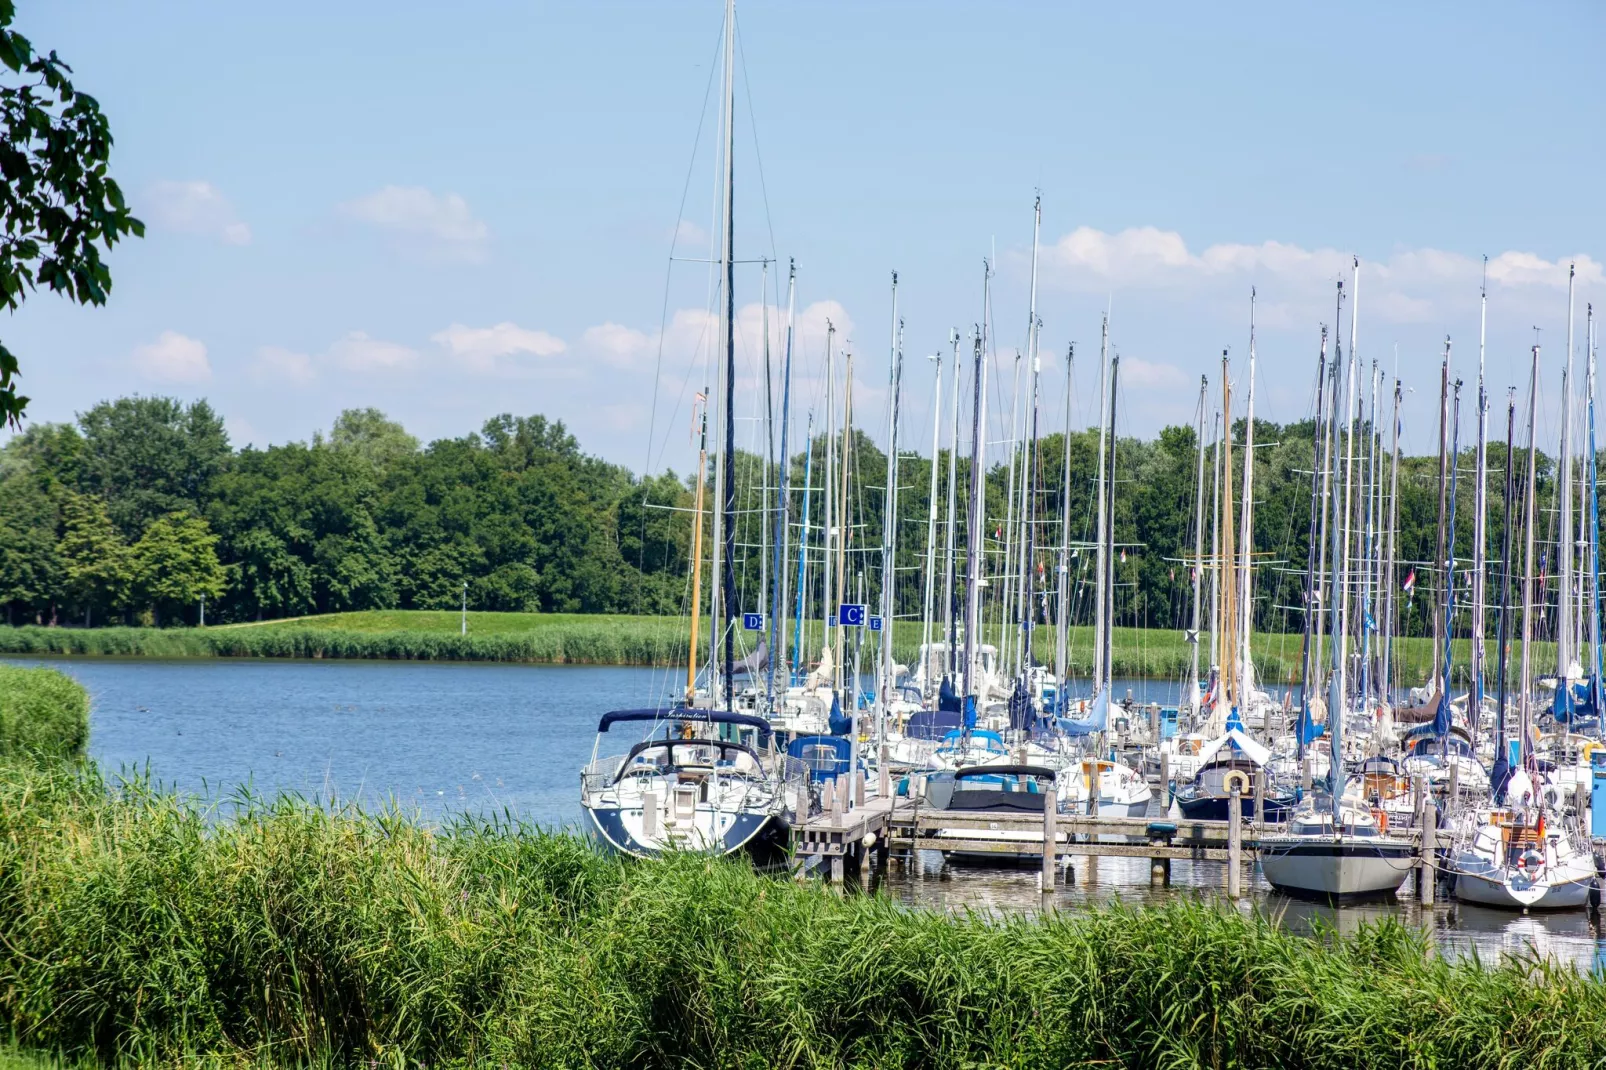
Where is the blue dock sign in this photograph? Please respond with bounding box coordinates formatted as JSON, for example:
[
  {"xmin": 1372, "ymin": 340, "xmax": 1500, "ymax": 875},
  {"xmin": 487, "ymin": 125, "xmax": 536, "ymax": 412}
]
[
  {"xmin": 742, "ymin": 612, "xmax": 764, "ymax": 631},
  {"xmin": 868, "ymin": 615, "xmax": 883, "ymax": 632},
  {"xmin": 839, "ymin": 603, "xmax": 866, "ymax": 627}
]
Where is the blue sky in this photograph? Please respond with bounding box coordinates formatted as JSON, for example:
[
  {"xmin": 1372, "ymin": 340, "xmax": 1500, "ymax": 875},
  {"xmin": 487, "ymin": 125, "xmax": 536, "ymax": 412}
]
[{"xmin": 7, "ymin": 1, "xmax": 1603, "ymax": 473}]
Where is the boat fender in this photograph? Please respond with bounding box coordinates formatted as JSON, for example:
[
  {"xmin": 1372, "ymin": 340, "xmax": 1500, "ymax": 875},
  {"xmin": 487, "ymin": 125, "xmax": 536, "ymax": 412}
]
[
  {"xmin": 1222, "ymin": 770, "xmax": 1251, "ymax": 796},
  {"xmin": 861, "ymin": 832, "xmax": 877, "ymax": 850},
  {"xmin": 1540, "ymin": 784, "xmax": 1564, "ymax": 811}
]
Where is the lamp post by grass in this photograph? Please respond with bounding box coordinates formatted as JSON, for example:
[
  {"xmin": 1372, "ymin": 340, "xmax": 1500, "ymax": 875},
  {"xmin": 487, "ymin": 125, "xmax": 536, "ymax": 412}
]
[{"xmin": 461, "ymin": 582, "xmax": 468, "ymax": 636}]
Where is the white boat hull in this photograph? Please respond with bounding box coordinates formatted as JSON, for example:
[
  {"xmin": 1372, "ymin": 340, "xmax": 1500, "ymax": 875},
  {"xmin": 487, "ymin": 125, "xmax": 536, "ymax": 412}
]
[
  {"xmin": 1259, "ymin": 838, "xmax": 1415, "ymax": 899},
  {"xmin": 1451, "ymin": 862, "xmax": 1596, "ymax": 910}
]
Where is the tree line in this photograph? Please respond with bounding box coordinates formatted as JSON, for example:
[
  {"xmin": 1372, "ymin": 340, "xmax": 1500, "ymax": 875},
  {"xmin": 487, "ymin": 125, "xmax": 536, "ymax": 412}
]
[{"xmin": 0, "ymin": 394, "xmax": 1571, "ymax": 639}]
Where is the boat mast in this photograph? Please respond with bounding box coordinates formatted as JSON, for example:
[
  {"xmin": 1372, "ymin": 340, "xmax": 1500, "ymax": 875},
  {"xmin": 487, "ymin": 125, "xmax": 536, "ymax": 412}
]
[
  {"xmin": 1431, "ymin": 341, "xmax": 1451, "ymax": 694},
  {"xmin": 1328, "ymin": 287, "xmax": 1359, "ymax": 812},
  {"xmin": 1000, "ymin": 351, "xmax": 1022, "ymax": 675},
  {"xmin": 793, "ymin": 412, "xmax": 813, "ymax": 683},
  {"xmin": 687, "ymin": 393, "xmax": 710, "ymax": 703},
  {"xmin": 1208, "ymin": 404, "xmax": 1222, "ymax": 694},
  {"xmin": 1438, "ymin": 378, "xmax": 1464, "ymax": 742},
  {"xmin": 943, "ymin": 329, "xmax": 962, "ymax": 675},
  {"xmin": 1092, "ymin": 314, "xmax": 1111, "ymax": 692},
  {"xmin": 1018, "ymin": 195, "xmax": 1042, "ymax": 678},
  {"xmin": 1220, "ymin": 353, "xmax": 1237, "ymax": 712},
  {"xmin": 878, "ymin": 273, "xmax": 902, "ymax": 740},
  {"xmin": 964, "ymin": 314, "xmax": 990, "ymax": 698},
  {"xmin": 768, "ymin": 261, "xmax": 796, "ymax": 702},
  {"xmin": 1471, "ymin": 258, "xmax": 1489, "ymax": 715},
  {"xmin": 1358, "ymin": 360, "xmax": 1379, "ymax": 713},
  {"xmin": 920, "ymin": 348, "xmax": 943, "ymax": 697},
  {"xmin": 1494, "ymin": 391, "xmax": 1517, "ymax": 776},
  {"xmin": 823, "ymin": 322, "xmax": 836, "ymax": 677},
  {"xmin": 1297, "ymin": 333, "xmax": 1328, "ymax": 755},
  {"xmin": 1102, "ymin": 356, "xmax": 1120, "ymax": 694},
  {"xmin": 1056, "ymin": 343, "xmax": 1076, "ymax": 687},
  {"xmin": 835, "ymin": 347, "xmax": 854, "ymax": 697},
  {"xmin": 1518, "ymin": 345, "xmax": 1541, "ymax": 771},
  {"xmin": 714, "ymin": 0, "xmax": 737, "ymax": 710},
  {"xmin": 1559, "ymin": 263, "xmax": 1577, "ymax": 682},
  {"xmin": 1188, "ymin": 374, "xmax": 1209, "ymax": 714},
  {"xmin": 1237, "ymin": 291, "xmax": 1257, "ymax": 705},
  {"xmin": 1587, "ymin": 304, "xmax": 1601, "ymax": 712},
  {"xmin": 1381, "ymin": 378, "xmax": 1402, "ymax": 710}
]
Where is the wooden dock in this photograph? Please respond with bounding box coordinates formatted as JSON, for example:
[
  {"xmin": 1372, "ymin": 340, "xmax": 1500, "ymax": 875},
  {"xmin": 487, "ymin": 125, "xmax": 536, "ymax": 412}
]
[{"xmin": 791, "ymin": 774, "xmax": 1443, "ymax": 898}]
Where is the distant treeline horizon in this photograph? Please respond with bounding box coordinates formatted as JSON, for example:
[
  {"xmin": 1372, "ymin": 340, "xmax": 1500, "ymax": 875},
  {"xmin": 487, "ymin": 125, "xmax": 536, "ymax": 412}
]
[{"xmin": 0, "ymin": 394, "xmax": 1588, "ymax": 642}]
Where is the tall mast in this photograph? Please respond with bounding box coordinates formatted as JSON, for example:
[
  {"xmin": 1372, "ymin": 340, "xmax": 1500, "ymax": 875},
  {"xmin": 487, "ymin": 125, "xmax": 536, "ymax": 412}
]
[
  {"xmin": 1495, "ymin": 392, "xmax": 1517, "ymax": 769},
  {"xmin": 823, "ymin": 322, "xmax": 836, "ymax": 675},
  {"xmin": 760, "ymin": 261, "xmax": 771, "ymax": 624},
  {"xmin": 964, "ymin": 315, "xmax": 989, "ymax": 698},
  {"xmin": 1103, "ymin": 356, "xmax": 1120, "ymax": 693},
  {"xmin": 1587, "ymin": 304, "xmax": 1601, "ymax": 713},
  {"xmin": 716, "ymin": 0, "xmax": 737, "ymax": 709},
  {"xmin": 793, "ymin": 413, "xmax": 813, "ymax": 683},
  {"xmin": 1297, "ymin": 334, "xmax": 1328, "ymax": 753},
  {"xmin": 1092, "ymin": 314, "xmax": 1111, "ymax": 690},
  {"xmin": 1018, "ymin": 195, "xmax": 1042, "ymax": 677},
  {"xmin": 1437, "ymin": 380, "xmax": 1464, "ymax": 741},
  {"xmin": 687, "ymin": 393, "xmax": 710, "ymax": 703},
  {"xmin": 835, "ymin": 347, "xmax": 854, "ymax": 695},
  {"xmin": 1209, "ymin": 405, "xmax": 1222, "ymax": 686},
  {"xmin": 1471, "ymin": 258, "xmax": 1489, "ymax": 713},
  {"xmin": 1328, "ymin": 287, "xmax": 1360, "ymax": 811},
  {"xmin": 1381, "ymin": 378, "xmax": 1402, "ymax": 708},
  {"xmin": 1431, "ymin": 341, "xmax": 1451, "ymax": 692},
  {"xmin": 1055, "ymin": 344, "xmax": 1076, "ymax": 686},
  {"xmin": 768, "ymin": 261, "xmax": 796, "ymax": 703},
  {"xmin": 920, "ymin": 349, "xmax": 943, "ymax": 697},
  {"xmin": 943, "ymin": 329, "xmax": 962, "ymax": 675},
  {"xmin": 1220, "ymin": 353, "xmax": 1237, "ymax": 711},
  {"xmin": 1000, "ymin": 352, "xmax": 1022, "ymax": 674},
  {"xmin": 1188, "ymin": 375, "xmax": 1209, "ymax": 712},
  {"xmin": 1559, "ymin": 263, "xmax": 1577, "ymax": 680},
  {"xmin": 878, "ymin": 273, "xmax": 902, "ymax": 738},
  {"xmin": 1358, "ymin": 360, "xmax": 1379, "ymax": 711},
  {"xmin": 1519, "ymin": 345, "xmax": 1541, "ymax": 769},
  {"xmin": 1237, "ymin": 290, "xmax": 1257, "ymax": 703}
]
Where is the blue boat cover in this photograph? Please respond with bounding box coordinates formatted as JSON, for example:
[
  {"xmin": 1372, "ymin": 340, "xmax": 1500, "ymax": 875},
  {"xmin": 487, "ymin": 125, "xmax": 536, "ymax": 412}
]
[
  {"xmin": 786, "ymin": 734, "xmax": 852, "ymax": 783},
  {"xmin": 596, "ymin": 708, "xmax": 771, "ymax": 738},
  {"xmin": 904, "ymin": 708, "xmax": 962, "ymax": 740},
  {"xmin": 827, "ymin": 691, "xmax": 853, "ymax": 736},
  {"xmin": 1059, "ymin": 689, "xmax": 1109, "ymax": 737},
  {"xmin": 938, "ymin": 675, "xmax": 961, "ymax": 713}
]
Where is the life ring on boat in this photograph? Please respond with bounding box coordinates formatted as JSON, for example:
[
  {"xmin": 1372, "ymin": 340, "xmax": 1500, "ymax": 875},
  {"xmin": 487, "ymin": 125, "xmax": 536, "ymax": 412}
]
[
  {"xmin": 1371, "ymin": 807, "xmax": 1388, "ymax": 834},
  {"xmin": 1540, "ymin": 784, "xmax": 1565, "ymax": 811},
  {"xmin": 1222, "ymin": 770, "xmax": 1251, "ymax": 796}
]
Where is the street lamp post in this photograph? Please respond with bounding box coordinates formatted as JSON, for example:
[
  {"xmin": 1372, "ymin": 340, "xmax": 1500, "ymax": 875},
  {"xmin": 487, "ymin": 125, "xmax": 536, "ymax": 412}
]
[{"xmin": 461, "ymin": 581, "xmax": 468, "ymax": 636}]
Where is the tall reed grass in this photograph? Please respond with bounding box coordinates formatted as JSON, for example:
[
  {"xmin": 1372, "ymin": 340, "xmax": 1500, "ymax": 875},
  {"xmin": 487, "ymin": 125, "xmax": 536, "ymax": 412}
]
[
  {"xmin": 0, "ymin": 757, "xmax": 1601, "ymax": 1069},
  {"xmin": 0, "ymin": 666, "xmax": 89, "ymax": 761}
]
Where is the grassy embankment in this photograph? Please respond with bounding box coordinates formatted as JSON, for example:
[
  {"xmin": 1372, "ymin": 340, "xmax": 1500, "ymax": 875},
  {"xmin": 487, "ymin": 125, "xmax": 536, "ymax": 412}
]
[{"xmin": 0, "ymin": 610, "xmax": 1554, "ymax": 687}]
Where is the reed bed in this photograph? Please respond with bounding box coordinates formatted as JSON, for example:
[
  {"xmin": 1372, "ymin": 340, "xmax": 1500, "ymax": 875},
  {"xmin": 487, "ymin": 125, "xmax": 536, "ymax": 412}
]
[
  {"xmin": 0, "ymin": 666, "xmax": 89, "ymax": 761},
  {"xmin": 0, "ymin": 754, "xmax": 1599, "ymax": 1070}
]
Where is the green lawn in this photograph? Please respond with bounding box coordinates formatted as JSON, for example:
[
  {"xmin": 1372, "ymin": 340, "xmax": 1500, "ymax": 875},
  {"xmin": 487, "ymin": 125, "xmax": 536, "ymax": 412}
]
[{"xmin": 217, "ymin": 609, "xmax": 663, "ymax": 635}]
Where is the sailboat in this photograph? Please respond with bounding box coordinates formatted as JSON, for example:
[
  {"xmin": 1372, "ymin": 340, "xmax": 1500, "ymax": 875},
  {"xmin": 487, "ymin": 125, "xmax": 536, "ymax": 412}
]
[
  {"xmin": 1261, "ymin": 265, "xmax": 1417, "ymax": 900},
  {"xmin": 580, "ymin": 0, "xmax": 793, "ymax": 860},
  {"xmin": 1449, "ymin": 342, "xmax": 1598, "ymax": 910}
]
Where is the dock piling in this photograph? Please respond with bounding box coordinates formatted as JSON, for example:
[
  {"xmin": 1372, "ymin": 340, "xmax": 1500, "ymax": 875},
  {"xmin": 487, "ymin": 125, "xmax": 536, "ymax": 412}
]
[
  {"xmin": 1227, "ymin": 788, "xmax": 1243, "ymax": 899},
  {"xmin": 1040, "ymin": 800, "xmax": 1057, "ymax": 894}
]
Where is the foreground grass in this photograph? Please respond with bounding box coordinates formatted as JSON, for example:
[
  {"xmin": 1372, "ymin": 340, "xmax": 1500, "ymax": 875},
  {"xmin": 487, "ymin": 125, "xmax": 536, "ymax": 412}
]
[
  {"xmin": 0, "ymin": 666, "xmax": 88, "ymax": 762},
  {"xmin": 0, "ymin": 611, "xmax": 1553, "ymax": 687},
  {"xmin": 0, "ymin": 759, "xmax": 1602, "ymax": 1069}
]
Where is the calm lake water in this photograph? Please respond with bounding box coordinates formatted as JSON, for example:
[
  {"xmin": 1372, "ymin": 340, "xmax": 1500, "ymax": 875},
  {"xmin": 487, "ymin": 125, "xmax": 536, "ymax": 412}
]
[{"xmin": 6, "ymin": 656, "xmax": 1605, "ymax": 972}]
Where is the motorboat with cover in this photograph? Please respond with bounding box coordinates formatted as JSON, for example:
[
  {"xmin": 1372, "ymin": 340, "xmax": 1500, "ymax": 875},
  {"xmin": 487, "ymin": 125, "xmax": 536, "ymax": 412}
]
[
  {"xmin": 920, "ymin": 764, "xmax": 1059, "ymax": 862},
  {"xmin": 580, "ymin": 708, "xmax": 791, "ymax": 863}
]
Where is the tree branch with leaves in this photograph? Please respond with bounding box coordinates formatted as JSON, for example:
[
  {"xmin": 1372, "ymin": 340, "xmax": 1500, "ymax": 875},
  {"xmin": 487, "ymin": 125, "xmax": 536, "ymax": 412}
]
[{"xmin": 1, "ymin": 0, "xmax": 142, "ymax": 427}]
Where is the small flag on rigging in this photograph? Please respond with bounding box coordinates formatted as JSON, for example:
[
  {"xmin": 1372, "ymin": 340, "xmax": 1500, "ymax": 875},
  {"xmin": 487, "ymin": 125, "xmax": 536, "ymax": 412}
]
[{"xmin": 1403, "ymin": 568, "xmax": 1416, "ymax": 593}]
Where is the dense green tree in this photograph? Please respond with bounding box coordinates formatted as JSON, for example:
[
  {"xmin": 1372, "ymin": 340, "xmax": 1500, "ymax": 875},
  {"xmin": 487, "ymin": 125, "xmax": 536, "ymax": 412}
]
[
  {"xmin": 321, "ymin": 407, "xmax": 419, "ymax": 471},
  {"xmin": 128, "ymin": 512, "xmax": 225, "ymax": 626},
  {"xmin": 0, "ymin": 463, "xmax": 61, "ymax": 624},
  {"xmin": 76, "ymin": 396, "xmax": 230, "ymax": 537},
  {"xmin": 0, "ymin": 1, "xmax": 143, "ymax": 425},
  {"xmin": 57, "ymin": 491, "xmax": 129, "ymax": 625}
]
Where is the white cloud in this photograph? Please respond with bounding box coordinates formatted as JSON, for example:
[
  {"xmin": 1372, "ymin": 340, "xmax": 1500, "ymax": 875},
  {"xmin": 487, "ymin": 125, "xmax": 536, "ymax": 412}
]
[
  {"xmin": 431, "ymin": 322, "xmax": 567, "ymax": 373},
  {"xmin": 581, "ymin": 322, "xmax": 654, "ymax": 365},
  {"xmin": 671, "ymin": 219, "xmax": 708, "ymax": 247},
  {"xmin": 132, "ymin": 330, "xmax": 210, "ymax": 383},
  {"xmin": 1119, "ymin": 356, "xmax": 1186, "ymax": 389},
  {"xmin": 144, "ymin": 180, "xmax": 251, "ymax": 245},
  {"xmin": 339, "ymin": 186, "xmax": 489, "ymax": 260},
  {"xmin": 329, "ymin": 331, "xmax": 418, "ymax": 371},
  {"xmin": 1042, "ymin": 225, "xmax": 1601, "ymax": 326},
  {"xmin": 252, "ymin": 346, "xmax": 316, "ymax": 386}
]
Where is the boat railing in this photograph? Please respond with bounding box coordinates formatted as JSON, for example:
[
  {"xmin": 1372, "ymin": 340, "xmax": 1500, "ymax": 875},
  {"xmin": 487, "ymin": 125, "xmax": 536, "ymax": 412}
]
[{"xmin": 581, "ymin": 755, "xmax": 626, "ymax": 795}]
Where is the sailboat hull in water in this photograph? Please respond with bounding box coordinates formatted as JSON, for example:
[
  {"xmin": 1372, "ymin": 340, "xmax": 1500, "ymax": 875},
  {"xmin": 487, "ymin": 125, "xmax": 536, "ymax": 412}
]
[
  {"xmin": 1450, "ymin": 858, "xmax": 1596, "ymax": 910},
  {"xmin": 583, "ymin": 802, "xmax": 788, "ymax": 865},
  {"xmin": 1258, "ymin": 838, "xmax": 1415, "ymax": 900}
]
